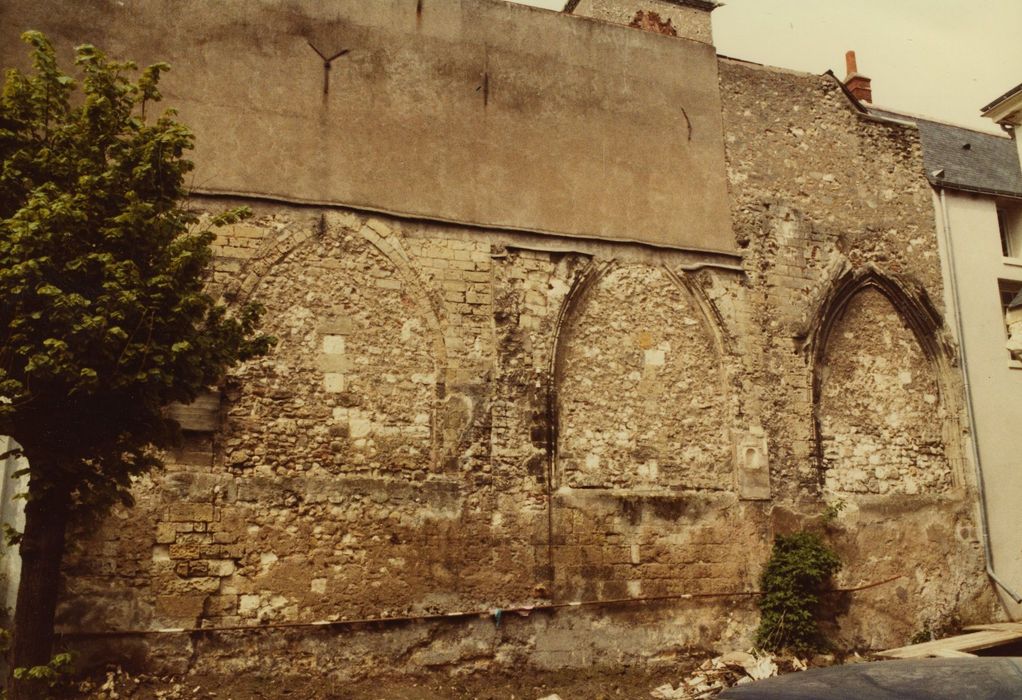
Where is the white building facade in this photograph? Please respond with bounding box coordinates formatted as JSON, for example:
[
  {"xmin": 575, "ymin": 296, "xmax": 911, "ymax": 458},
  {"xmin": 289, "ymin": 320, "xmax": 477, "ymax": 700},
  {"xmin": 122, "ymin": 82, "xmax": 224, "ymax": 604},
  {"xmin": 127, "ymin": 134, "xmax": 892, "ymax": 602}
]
[{"xmin": 872, "ymin": 97, "xmax": 1022, "ymax": 615}]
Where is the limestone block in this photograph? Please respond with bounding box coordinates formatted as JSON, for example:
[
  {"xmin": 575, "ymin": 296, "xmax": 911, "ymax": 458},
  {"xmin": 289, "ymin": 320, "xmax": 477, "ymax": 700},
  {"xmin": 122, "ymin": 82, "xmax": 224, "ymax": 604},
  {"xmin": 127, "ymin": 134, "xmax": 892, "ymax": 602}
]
[
  {"xmin": 204, "ymin": 594, "xmax": 239, "ymax": 617},
  {"xmin": 239, "ymin": 594, "xmax": 261, "ymax": 616},
  {"xmin": 364, "ymin": 218, "xmax": 393, "ymax": 238},
  {"xmin": 219, "ymin": 246, "xmax": 254, "ymax": 259},
  {"xmin": 318, "ymin": 354, "xmax": 352, "ymax": 373},
  {"xmin": 318, "ymin": 316, "xmax": 354, "ymax": 335},
  {"xmin": 174, "ymin": 577, "xmax": 222, "ymax": 595},
  {"xmin": 169, "ymin": 542, "xmax": 201, "ymax": 560},
  {"xmin": 212, "ymin": 529, "xmax": 241, "ymax": 545},
  {"xmin": 207, "ymin": 559, "xmax": 237, "ymax": 577},
  {"xmin": 155, "ymin": 594, "xmax": 206, "ymax": 623},
  {"xmin": 643, "ymin": 348, "xmax": 665, "ymax": 366},
  {"xmin": 167, "ymin": 503, "xmax": 214, "ymax": 523},
  {"xmin": 349, "ymin": 417, "xmax": 373, "ymax": 439},
  {"xmin": 259, "ymin": 552, "xmax": 279, "ymax": 573},
  {"xmin": 733, "ymin": 429, "xmax": 770, "ymax": 500},
  {"xmin": 219, "ymin": 222, "xmax": 266, "ymax": 241},
  {"xmin": 323, "ymin": 373, "xmax": 346, "ymax": 393},
  {"xmin": 155, "ymin": 523, "xmax": 178, "ymax": 544},
  {"xmin": 322, "ymin": 335, "xmax": 346, "ymax": 354}
]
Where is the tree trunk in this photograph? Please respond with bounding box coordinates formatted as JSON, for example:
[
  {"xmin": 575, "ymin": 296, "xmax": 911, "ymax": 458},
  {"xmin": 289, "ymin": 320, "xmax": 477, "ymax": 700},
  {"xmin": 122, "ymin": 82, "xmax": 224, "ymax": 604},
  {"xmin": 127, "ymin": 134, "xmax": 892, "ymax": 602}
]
[{"xmin": 7, "ymin": 480, "xmax": 71, "ymax": 700}]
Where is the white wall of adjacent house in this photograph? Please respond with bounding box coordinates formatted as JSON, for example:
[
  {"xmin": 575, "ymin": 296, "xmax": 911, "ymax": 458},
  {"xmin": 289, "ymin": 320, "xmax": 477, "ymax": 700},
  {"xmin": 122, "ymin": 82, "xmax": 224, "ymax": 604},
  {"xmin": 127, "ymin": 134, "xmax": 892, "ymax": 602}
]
[
  {"xmin": 0, "ymin": 436, "xmax": 26, "ymax": 616},
  {"xmin": 936, "ymin": 189, "xmax": 1022, "ymax": 616}
]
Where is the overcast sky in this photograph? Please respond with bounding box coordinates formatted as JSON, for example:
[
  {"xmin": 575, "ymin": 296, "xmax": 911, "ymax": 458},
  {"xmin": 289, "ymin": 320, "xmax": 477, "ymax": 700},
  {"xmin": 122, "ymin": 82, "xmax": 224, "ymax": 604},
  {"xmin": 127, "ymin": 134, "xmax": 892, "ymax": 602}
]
[{"xmin": 511, "ymin": 0, "xmax": 1022, "ymax": 135}]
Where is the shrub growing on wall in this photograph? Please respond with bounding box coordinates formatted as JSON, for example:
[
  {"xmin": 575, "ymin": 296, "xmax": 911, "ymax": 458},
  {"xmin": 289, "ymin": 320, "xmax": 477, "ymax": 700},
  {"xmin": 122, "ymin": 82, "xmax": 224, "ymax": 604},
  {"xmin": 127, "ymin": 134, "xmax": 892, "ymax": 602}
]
[{"xmin": 755, "ymin": 531, "xmax": 841, "ymax": 654}]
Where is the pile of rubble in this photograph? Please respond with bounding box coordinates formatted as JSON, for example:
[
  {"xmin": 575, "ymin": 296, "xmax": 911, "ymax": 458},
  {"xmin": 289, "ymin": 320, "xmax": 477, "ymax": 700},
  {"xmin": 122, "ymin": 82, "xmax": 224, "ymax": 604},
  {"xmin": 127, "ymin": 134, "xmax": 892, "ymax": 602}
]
[{"xmin": 646, "ymin": 651, "xmax": 805, "ymax": 699}]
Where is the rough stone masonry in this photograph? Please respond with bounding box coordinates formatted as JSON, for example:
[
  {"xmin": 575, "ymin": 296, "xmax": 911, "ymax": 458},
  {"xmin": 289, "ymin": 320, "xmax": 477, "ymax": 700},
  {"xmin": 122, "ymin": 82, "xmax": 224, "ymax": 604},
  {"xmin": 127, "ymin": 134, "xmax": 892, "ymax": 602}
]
[{"xmin": 0, "ymin": 0, "xmax": 999, "ymax": 682}]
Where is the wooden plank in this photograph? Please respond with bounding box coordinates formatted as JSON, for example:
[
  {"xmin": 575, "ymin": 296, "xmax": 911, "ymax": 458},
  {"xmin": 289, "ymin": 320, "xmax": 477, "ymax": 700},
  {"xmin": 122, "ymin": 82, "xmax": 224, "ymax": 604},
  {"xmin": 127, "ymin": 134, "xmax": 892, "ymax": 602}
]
[
  {"xmin": 165, "ymin": 389, "xmax": 221, "ymax": 432},
  {"xmin": 963, "ymin": 622, "xmax": 1022, "ymax": 633},
  {"xmin": 879, "ymin": 627, "xmax": 1022, "ymax": 659},
  {"xmin": 931, "ymin": 649, "xmax": 977, "ymax": 658}
]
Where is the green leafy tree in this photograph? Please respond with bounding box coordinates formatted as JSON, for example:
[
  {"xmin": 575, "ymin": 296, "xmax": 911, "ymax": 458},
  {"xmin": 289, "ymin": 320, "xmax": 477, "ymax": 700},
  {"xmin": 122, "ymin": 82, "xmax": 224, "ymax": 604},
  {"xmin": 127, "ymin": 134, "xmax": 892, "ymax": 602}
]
[{"xmin": 0, "ymin": 32, "xmax": 270, "ymax": 697}]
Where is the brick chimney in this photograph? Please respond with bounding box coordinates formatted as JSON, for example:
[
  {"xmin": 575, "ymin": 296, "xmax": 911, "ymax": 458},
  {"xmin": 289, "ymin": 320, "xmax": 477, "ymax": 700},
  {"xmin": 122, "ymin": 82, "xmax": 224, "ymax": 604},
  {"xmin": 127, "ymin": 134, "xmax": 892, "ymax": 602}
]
[{"xmin": 843, "ymin": 50, "xmax": 872, "ymax": 103}]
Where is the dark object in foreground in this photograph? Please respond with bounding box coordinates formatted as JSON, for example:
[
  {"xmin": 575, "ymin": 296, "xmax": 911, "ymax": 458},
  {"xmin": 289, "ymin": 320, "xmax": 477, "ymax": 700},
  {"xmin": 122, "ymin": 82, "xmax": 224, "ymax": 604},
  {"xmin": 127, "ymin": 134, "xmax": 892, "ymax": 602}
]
[{"xmin": 718, "ymin": 657, "xmax": 1022, "ymax": 700}]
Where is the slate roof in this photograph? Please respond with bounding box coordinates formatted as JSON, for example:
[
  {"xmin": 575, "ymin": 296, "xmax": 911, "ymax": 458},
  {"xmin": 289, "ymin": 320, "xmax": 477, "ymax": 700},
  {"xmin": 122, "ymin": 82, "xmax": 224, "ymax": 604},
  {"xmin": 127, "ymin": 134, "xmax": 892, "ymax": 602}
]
[{"xmin": 871, "ymin": 108, "xmax": 1022, "ymax": 198}]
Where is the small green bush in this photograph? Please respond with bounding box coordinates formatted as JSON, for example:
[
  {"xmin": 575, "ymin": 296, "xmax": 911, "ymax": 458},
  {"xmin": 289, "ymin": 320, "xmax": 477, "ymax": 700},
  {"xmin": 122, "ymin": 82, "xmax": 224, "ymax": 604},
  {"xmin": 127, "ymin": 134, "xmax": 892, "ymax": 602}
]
[
  {"xmin": 11, "ymin": 650, "xmax": 76, "ymax": 698},
  {"xmin": 755, "ymin": 531, "xmax": 841, "ymax": 654}
]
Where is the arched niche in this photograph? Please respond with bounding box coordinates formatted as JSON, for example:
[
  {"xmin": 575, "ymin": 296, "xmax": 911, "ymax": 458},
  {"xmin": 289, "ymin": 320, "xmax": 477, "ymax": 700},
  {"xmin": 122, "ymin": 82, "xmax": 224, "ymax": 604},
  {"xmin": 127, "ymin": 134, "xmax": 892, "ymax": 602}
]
[
  {"xmin": 552, "ymin": 263, "xmax": 730, "ymax": 490},
  {"xmin": 807, "ymin": 268, "xmax": 961, "ymax": 494},
  {"xmin": 228, "ymin": 218, "xmax": 445, "ymax": 477}
]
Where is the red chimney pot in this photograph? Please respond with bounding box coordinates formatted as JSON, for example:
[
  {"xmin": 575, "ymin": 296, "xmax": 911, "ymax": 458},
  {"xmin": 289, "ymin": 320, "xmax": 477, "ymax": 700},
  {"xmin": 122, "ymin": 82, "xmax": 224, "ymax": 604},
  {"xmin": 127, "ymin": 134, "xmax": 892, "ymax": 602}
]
[
  {"xmin": 843, "ymin": 50, "xmax": 872, "ymax": 104},
  {"xmin": 845, "ymin": 50, "xmax": 858, "ymax": 76}
]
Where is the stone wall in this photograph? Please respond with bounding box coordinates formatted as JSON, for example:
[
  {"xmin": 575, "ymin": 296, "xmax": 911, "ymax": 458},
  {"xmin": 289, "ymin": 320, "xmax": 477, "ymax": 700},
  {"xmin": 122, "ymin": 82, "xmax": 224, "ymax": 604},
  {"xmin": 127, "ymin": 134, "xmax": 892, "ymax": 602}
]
[
  {"xmin": 818, "ymin": 289, "xmax": 951, "ymax": 495},
  {"xmin": 556, "ymin": 264, "xmax": 730, "ymax": 490},
  {"xmin": 717, "ymin": 58, "xmax": 954, "ymax": 500},
  {"xmin": 50, "ymin": 41, "xmax": 997, "ymax": 684},
  {"xmin": 567, "ymin": 0, "xmax": 715, "ymax": 43}
]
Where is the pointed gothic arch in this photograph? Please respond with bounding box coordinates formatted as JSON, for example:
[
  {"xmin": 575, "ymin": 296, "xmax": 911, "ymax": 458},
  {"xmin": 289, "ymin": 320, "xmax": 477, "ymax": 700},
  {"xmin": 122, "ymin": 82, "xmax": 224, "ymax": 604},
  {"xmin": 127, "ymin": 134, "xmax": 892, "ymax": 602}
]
[
  {"xmin": 222, "ymin": 213, "xmax": 450, "ymax": 473},
  {"xmin": 228, "ymin": 215, "xmax": 448, "ymax": 374},
  {"xmin": 549, "ymin": 260, "xmax": 732, "ymax": 490},
  {"xmin": 803, "ymin": 265, "xmax": 964, "ymax": 492}
]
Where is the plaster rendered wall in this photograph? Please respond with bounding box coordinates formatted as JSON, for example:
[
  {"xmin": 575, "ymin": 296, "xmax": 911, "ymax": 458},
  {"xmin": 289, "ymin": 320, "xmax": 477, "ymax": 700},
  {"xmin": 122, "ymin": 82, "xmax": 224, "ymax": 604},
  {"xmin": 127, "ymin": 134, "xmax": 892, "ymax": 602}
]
[
  {"xmin": 935, "ymin": 190, "xmax": 1022, "ymax": 617},
  {"xmin": 0, "ymin": 0, "xmax": 734, "ymax": 253},
  {"xmin": 0, "ymin": 1, "xmax": 998, "ymax": 681}
]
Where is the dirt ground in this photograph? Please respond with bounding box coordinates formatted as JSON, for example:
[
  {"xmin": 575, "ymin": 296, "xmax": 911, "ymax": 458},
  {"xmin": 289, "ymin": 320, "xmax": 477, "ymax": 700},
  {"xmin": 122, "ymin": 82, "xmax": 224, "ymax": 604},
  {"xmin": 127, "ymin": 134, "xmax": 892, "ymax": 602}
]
[
  {"xmin": 67, "ymin": 651, "xmax": 832, "ymax": 698},
  {"xmin": 71, "ymin": 661, "xmax": 718, "ymax": 699}
]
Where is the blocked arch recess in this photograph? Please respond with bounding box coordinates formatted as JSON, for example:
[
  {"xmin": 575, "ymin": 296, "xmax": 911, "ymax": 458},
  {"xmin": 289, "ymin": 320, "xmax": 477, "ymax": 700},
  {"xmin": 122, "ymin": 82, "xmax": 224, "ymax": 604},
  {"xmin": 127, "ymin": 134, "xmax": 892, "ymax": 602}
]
[
  {"xmin": 548, "ymin": 259, "xmax": 732, "ymax": 489},
  {"xmin": 803, "ymin": 265, "xmax": 964, "ymax": 489},
  {"xmin": 225, "ymin": 216, "xmax": 450, "ymax": 467}
]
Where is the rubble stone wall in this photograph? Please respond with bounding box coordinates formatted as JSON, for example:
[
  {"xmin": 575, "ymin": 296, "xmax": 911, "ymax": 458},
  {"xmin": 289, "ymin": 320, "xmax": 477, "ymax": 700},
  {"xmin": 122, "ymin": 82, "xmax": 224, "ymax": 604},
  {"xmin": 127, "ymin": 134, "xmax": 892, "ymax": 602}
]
[
  {"xmin": 54, "ymin": 57, "xmax": 997, "ymax": 679},
  {"xmin": 568, "ymin": 0, "xmax": 715, "ymax": 43},
  {"xmin": 818, "ymin": 288, "xmax": 951, "ymax": 495},
  {"xmin": 556, "ymin": 264, "xmax": 731, "ymax": 491}
]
